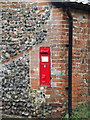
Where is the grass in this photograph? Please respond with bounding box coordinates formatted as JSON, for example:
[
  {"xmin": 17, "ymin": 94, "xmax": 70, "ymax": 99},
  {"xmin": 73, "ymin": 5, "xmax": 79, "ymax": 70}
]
[{"xmin": 64, "ymin": 102, "xmax": 90, "ymax": 119}]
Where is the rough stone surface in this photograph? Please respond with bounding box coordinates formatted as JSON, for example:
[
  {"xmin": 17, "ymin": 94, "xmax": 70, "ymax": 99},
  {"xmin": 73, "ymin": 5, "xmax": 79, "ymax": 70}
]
[
  {"xmin": 1, "ymin": 53, "xmax": 52, "ymax": 117},
  {"xmin": 1, "ymin": 2, "xmax": 51, "ymax": 62},
  {"xmin": 0, "ymin": 1, "xmax": 52, "ymax": 118}
]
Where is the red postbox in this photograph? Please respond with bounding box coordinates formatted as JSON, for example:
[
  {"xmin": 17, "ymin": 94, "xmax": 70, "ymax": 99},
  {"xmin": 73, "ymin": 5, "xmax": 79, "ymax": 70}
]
[{"xmin": 40, "ymin": 47, "xmax": 50, "ymax": 87}]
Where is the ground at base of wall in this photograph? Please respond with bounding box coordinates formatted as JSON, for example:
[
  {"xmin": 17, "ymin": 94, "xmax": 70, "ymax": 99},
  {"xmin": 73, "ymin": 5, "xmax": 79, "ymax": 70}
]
[
  {"xmin": 2, "ymin": 114, "xmax": 28, "ymax": 118},
  {"xmin": 2, "ymin": 101, "xmax": 90, "ymax": 119},
  {"xmin": 63, "ymin": 101, "xmax": 90, "ymax": 119}
]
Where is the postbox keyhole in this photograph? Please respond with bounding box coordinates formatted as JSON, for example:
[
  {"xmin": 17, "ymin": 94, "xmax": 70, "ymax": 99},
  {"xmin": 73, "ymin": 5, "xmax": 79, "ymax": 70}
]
[{"xmin": 44, "ymin": 65, "xmax": 46, "ymax": 68}]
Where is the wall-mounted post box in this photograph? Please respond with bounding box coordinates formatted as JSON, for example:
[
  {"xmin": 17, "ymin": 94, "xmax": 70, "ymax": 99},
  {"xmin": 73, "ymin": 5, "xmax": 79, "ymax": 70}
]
[{"xmin": 40, "ymin": 47, "xmax": 50, "ymax": 87}]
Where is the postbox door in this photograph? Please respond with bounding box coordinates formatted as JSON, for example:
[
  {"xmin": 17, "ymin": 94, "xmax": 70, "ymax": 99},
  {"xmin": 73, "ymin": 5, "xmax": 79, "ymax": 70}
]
[{"xmin": 40, "ymin": 63, "xmax": 50, "ymax": 86}]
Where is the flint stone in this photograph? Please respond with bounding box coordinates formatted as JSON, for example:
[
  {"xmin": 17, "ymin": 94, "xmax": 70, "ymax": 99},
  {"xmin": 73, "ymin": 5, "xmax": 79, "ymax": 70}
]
[
  {"xmin": 5, "ymin": 53, "xmax": 10, "ymax": 58},
  {"xmin": 1, "ymin": 3, "xmax": 51, "ymax": 116}
]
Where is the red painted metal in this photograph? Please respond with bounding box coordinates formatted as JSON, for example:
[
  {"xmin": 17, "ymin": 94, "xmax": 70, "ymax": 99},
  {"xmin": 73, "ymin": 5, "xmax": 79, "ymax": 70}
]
[{"xmin": 39, "ymin": 47, "xmax": 50, "ymax": 87}]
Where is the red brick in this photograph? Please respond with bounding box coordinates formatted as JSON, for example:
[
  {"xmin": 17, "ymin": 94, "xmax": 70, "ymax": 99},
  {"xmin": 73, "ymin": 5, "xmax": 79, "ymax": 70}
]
[
  {"xmin": 46, "ymin": 90, "xmax": 55, "ymax": 94},
  {"xmin": 51, "ymin": 75, "xmax": 56, "ymax": 78},
  {"xmin": 57, "ymin": 108, "xmax": 63, "ymax": 112},
  {"xmin": 0, "ymin": 102, "xmax": 2, "ymax": 106},
  {"xmin": 52, "ymin": 79, "xmax": 64, "ymax": 83},
  {"xmin": 38, "ymin": 2, "xmax": 50, "ymax": 6}
]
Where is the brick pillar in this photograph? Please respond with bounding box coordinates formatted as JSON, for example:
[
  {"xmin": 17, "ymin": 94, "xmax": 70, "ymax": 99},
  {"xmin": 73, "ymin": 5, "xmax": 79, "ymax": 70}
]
[{"xmin": 88, "ymin": 13, "xmax": 90, "ymax": 96}]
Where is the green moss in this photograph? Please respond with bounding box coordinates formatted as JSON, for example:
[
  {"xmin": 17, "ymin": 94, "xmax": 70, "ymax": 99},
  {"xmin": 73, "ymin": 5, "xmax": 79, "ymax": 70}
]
[
  {"xmin": 71, "ymin": 102, "xmax": 90, "ymax": 119},
  {"xmin": 63, "ymin": 102, "xmax": 90, "ymax": 119}
]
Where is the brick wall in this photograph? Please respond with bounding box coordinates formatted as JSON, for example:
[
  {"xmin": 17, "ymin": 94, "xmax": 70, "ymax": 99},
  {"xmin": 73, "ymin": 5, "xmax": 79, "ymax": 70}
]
[
  {"xmin": 0, "ymin": 0, "xmax": 90, "ymax": 118},
  {"xmin": 88, "ymin": 13, "xmax": 90, "ymax": 98},
  {"xmin": 72, "ymin": 10, "xmax": 90, "ymax": 107},
  {"xmin": 30, "ymin": 3, "xmax": 90, "ymax": 118},
  {"xmin": 30, "ymin": 6, "xmax": 69, "ymax": 118}
]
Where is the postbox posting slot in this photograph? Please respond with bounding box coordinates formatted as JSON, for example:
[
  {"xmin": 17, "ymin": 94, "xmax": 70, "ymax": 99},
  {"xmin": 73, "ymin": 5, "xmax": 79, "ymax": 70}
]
[{"xmin": 40, "ymin": 52, "xmax": 48, "ymax": 54}]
